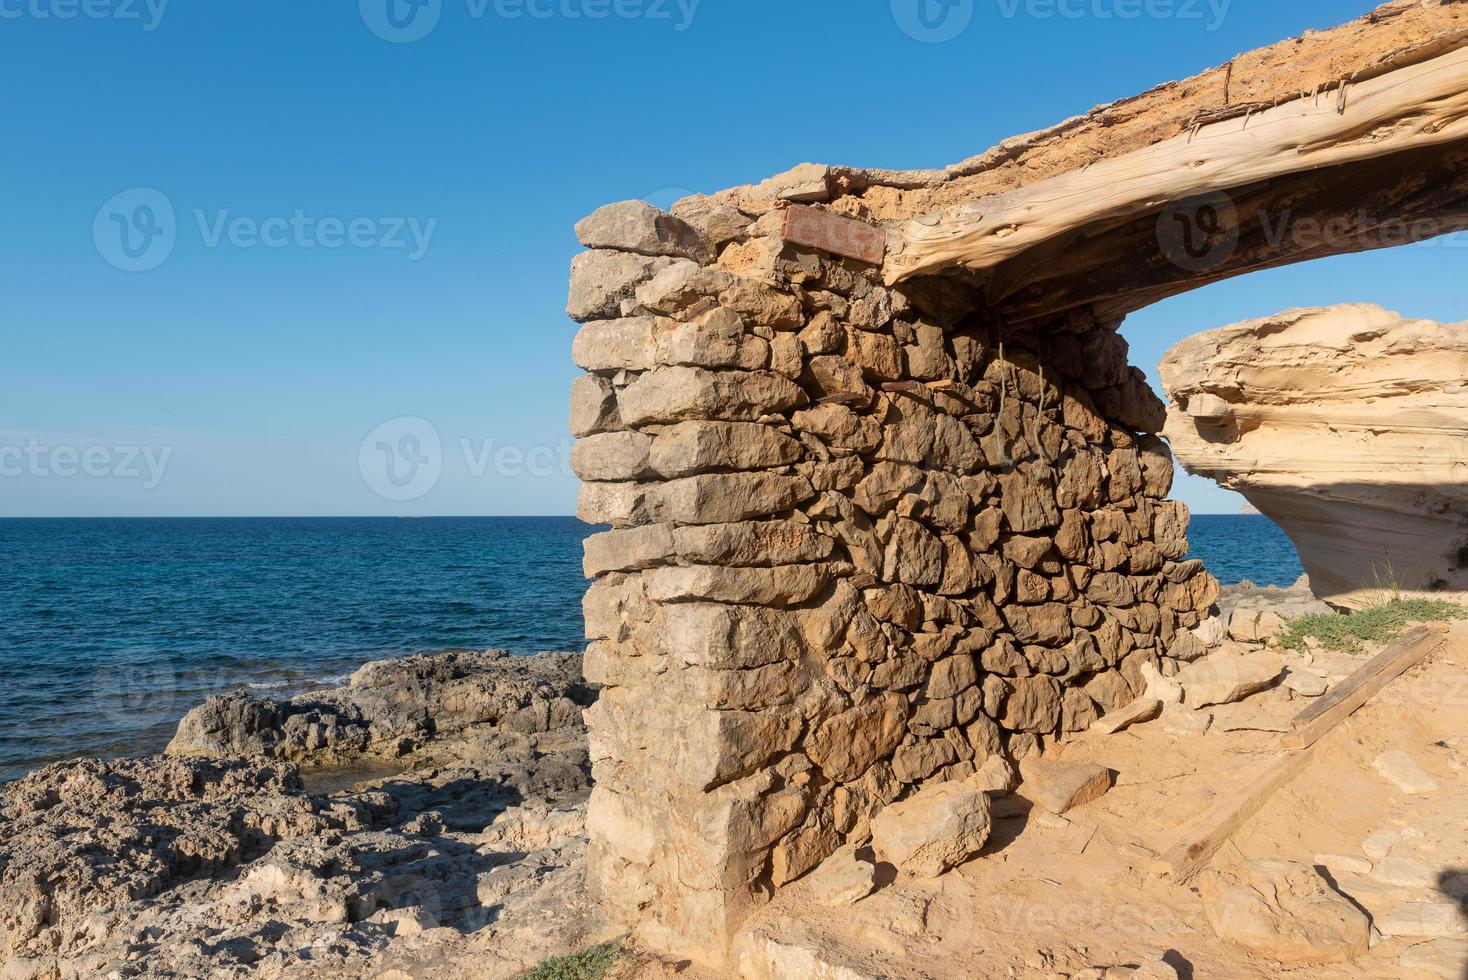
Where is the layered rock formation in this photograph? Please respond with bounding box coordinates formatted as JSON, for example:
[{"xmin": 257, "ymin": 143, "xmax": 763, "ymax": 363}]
[
  {"xmin": 1161, "ymin": 305, "xmax": 1468, "ymax": 609},
  {"xmin": 0, "ymin": 651, "xmax": 601, "ymax": 979}
]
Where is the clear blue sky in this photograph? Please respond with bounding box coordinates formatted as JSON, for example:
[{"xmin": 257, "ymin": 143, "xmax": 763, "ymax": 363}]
[{"xmin": 1, "ymin": 0, "xmax": 1460, "ymax": 517}]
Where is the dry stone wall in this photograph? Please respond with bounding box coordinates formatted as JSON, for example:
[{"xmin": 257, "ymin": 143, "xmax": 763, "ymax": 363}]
[{"xmin": 566, "ymin": 197, "xmax": 1219, "ymax": 958}]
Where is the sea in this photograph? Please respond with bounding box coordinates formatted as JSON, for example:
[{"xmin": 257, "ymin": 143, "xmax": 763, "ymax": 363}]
[{"xmin": 0, "ymin": 514, "xmax": 1302, "ymax": 781}]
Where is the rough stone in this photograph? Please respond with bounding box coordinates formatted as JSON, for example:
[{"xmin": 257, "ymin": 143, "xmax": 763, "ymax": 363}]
[{"xmin": 869, "ymin": 781, "xmax": 992, "ymax": 878}]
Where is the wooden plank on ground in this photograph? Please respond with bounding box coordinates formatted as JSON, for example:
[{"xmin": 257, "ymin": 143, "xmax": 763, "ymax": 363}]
[
  {"xmin": 1153, "ymin": 746, "xmax": 1316, "ymax": 884},
  {"xmin": 1281, "ymin": 625, "xmax": 1446, "ymax": 751}
]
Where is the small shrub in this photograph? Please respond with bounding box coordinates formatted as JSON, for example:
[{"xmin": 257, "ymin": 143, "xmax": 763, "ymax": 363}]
[
  {"xmin": 1282, "ymin": 599, "xmax": 1468, "ymax": 654},
  {"xmin": 1456, "ymin": 543, "xmax": 1468, "ymax": 569},
  {"xmin": 520, "ymin": 934, "xmax": 629, "ymax": 980}
]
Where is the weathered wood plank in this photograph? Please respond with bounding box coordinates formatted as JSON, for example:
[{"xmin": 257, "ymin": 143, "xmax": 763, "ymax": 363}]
[
  {"xmin": 1153, "ymin": 747, "xmax": 1315, "ymax": 884},
  {"xmin": 1281, "ymin": 625, "xmax": 1446, "ymax": 750},
  {"xmin": 886, "ymin": 43, "xmax": 1468, "ymax": 283}
]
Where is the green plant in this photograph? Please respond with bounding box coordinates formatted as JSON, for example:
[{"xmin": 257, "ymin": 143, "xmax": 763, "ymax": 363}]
[
  {"xmin": 520, "ymin": 934, "xmax": 630, "ymax": 980},
  {"xmin": 1282, "ymin": 599, "xmax": 1468, "ymax": 654}
]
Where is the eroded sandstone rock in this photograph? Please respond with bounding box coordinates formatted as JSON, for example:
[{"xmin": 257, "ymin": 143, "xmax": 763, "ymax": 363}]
[{"xmin": 1161, "ymin": 304, "xmax": 1468, "ymax": 609}]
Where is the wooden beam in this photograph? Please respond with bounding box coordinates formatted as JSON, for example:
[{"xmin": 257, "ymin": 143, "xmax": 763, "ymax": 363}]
[
  {"xmin": 885, "ymin": 43, "xmax": 1468, "ymax": 284},
  {"xmin": 1281, "ymin": 625, "xmax": 1447, "ymax": 751},
  {"xmin": 1153, "ymin": 746, "xmax": 1315, "ymax": 884}
]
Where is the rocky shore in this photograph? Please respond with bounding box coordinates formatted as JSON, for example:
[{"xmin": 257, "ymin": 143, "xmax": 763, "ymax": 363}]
[{"xmin": 0, "ymin": 650, "xmax": 604, "ymax": 980}]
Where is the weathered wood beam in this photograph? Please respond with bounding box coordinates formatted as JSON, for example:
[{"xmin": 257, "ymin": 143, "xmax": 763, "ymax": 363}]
[
  {"xmin": 990, "ymin": 139, "xmax": 1468, "ymax": 323},
  {"xmin": 885, "ymin": 43, "xmax": 1468, "ymax": 285}
]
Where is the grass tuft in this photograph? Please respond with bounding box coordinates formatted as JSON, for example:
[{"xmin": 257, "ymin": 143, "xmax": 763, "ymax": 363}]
[
  {"xmin": 1282, "ymin": 599, "xmax": 1468, "ymax": 654},
  {"xmin": 520, "ymin": 934, "xmax": 630, "ymax": 980}
]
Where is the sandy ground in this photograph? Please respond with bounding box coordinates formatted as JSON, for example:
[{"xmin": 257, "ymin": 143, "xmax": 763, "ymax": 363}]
[{"xmin": 687, "ymin": 624, "xmax": 1468, "ymax": 980}]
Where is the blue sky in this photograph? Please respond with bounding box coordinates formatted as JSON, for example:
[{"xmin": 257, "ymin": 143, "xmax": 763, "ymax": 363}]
[{"xmin": 1, "ymin": 0, "xmax": 1460, "ymax": 517}]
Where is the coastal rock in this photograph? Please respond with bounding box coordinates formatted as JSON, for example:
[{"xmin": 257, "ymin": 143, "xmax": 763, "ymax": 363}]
[
  {"xmin": 167, "ymin": 649, "xmax": 592, "ymax": 766},
  {"xmin": 0, "ymin": 651, "xmax": 601, "ymax": 979},
  {"xmin": 1161, "ymin": 305, "xmax": 1468, "ymax": 609}
]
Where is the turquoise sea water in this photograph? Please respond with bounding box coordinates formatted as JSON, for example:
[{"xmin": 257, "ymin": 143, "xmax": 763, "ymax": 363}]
[{"xmin": 0, "ymin": 514, "xmax": 1302, "ymax": 780}]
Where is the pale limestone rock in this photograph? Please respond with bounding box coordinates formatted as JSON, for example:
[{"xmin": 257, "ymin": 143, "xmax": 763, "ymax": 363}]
[
  {"xmin": 1228, "ymin": 607, "xmax": 1287, "ymax": 643},
  {"xmin": 673, "ymin": 521, "xmax": 833, "ymax": 566},
  {"xmin": 1315, "ymin": 853, "xmax": 1374, "ymax": 875},
  {"xmin": 654, "ymin": 307, "xmax": 769, "ymax": 371},
  {"xmin": 1140, "ymin": 662, "xmax": 1183, "ymax": 704},
  {"xmin": 632, "ymin": 259, "xmax": 734, "ymax": 314},
  {"xmin": 1022, "ymin": 760, "xmax": 1112, "ymax": 814},
  {"xmin": 1176, "ymin": 651, "xmax": 1284, "ymax": 708},
  {"xmin": 748, "ymin": 162, "xmax": 832, "ymax": 203},
  {"xmin": 804, "ymin": 847, "xmax": 877, "ymax": 905},
  {"xmin": 1376, "ymin": 901, "xmax": 1467, "ymax": 939},
  {"xmin": 1398, "ymin": 939, "xmax": 1468, "ymax": 979},
  {"xmin": 1162, "ymin": 305, "xmax": 1468, "ymax": 609},
  {"xmin": 1374, "ymin": 855, "xmax": 1437, "ymax": 889},
  {"xmin": 670, "ymin": 195, "xmax": 752, "ymax": 253},
  {"xmin": 648, "ymin": 420, "xmax": 801, "ymax": 477},
  {"xmin": 582, "ymin": 524, "xmax": 675, "ymax": 576},
  {"xmin": 1373, "ymin": 749, "xmax": 1439, "ymax": 794},
  {"xmin": 1160, "ymin": 703, "xmax": 1212, "ymax": 736},
  {"xmin": 566, "ymin": 249, "xmax": 676, "ymax": 322},
  {"xmin": 654, "ymin": 472, "xmax": 813, "ymax": 525},
  {"xmin": 1282, "ymin": 667, "xmax": 1329, "ymax": 697},
  {"xmin": 1361, "ymin": 828, "xmax": 1399, "ymax": 862},
  {"xmin": 568, "ymin": 373, "xmax": 622, "ymax": 438},
  {"xmin": 571, "ymin": 316, "xmax": 656, "ymax": 372},
  {"xmin": 617, "ymin": 366, "xmax": 805, "ymax": 425},
  {"xmin": 970, "ymin": 754, "xmax": 1018, "ymax": 794},
  {"xmin": 574, "ymin": 200, "xmax": 703, "ymax": 259},
  {"xmin": 870, "ymin": 780, "xmax": 992, "ymax": 878},
  {"xmin": 1089, "ymin": 697, "xmax": 1163, "ymax": 735},
  {"xmin": 570, "ymin": 430, "xmax": 653, "ymax": 482},
  {"xmin": 1200, "ymin": 860, "xmax": 1370, "ymax": 965},
  {"xmin": 643, "ymin": 563, "xmax": 832, "ymax": 607},
  {"xmin": 577, "ymin": 480, "xmax": 651, "ymax": 527}
]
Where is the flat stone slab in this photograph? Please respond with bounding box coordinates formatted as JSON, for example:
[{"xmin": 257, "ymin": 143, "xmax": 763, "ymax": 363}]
[
  {"xmin": 1022, "ymin": 761, "xmax": 1113, "ymax": 815},
  {"xmin": 1373, "ymin": 750, "xmax": 1439, "ymax": 794}
]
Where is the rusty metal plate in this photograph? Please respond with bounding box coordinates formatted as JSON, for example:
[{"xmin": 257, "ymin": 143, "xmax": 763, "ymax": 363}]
[{"xmin": 780, "ymin": 205, "xmax": 887, "ymax": 266}]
